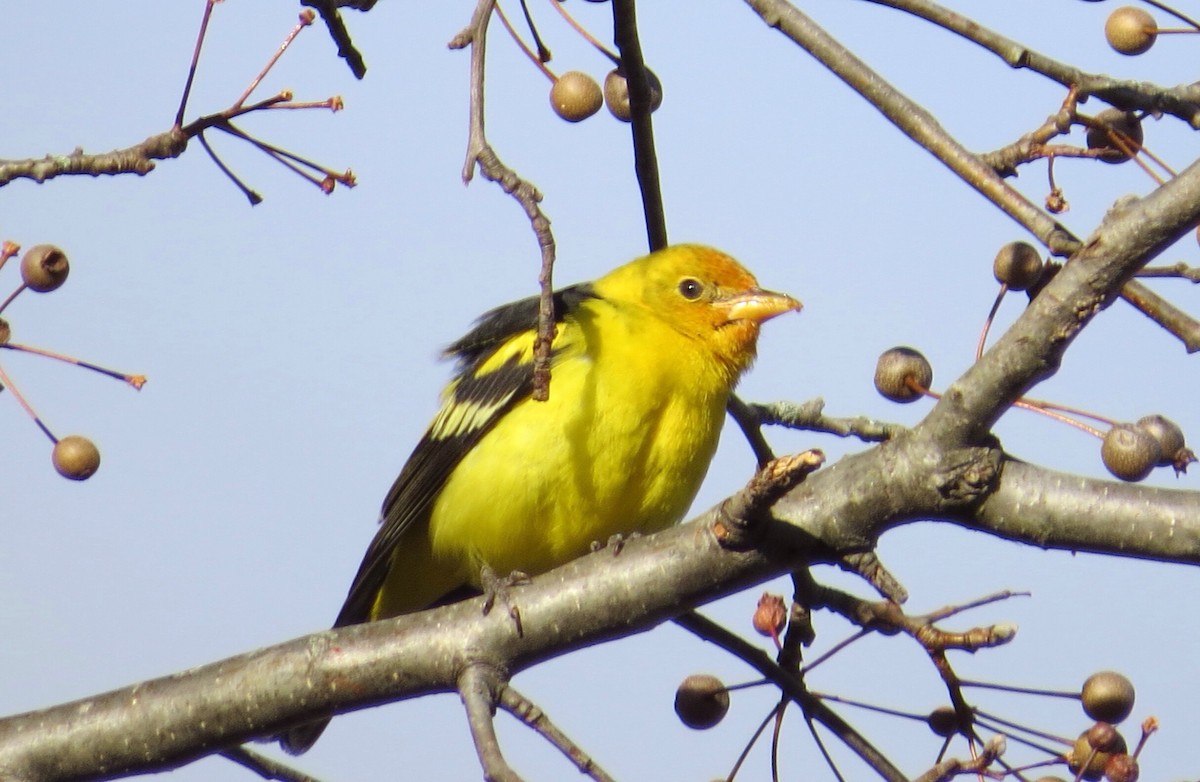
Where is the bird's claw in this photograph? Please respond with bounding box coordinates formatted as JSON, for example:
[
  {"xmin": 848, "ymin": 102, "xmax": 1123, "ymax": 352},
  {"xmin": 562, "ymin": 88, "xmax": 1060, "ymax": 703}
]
[
  {"xmin": 590, "ymin": 531, "xmax": 640, "ymax": 556},
  {"xmin": 480, "ymin": 565, "xmax": 529, "ymax": 637}
]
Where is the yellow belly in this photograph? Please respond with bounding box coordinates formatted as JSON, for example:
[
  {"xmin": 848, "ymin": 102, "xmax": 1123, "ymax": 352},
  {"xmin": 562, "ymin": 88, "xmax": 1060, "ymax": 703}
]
[
  {"xmin": 428, "ymin": 361, "xmax": 726, "ymax": 582},
  {"xmin": 368, "ymin": 295, "xmax": 737, "ymax": 619}
]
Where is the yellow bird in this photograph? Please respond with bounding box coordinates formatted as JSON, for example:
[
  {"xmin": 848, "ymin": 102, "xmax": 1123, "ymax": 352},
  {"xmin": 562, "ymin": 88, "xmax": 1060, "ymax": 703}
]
[{"xmin": 280, "ymin": 244, "xmax": 799, "ymax": 753}]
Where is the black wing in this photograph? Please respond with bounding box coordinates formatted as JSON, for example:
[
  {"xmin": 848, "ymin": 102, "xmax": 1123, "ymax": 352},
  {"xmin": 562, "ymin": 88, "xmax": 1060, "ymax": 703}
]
[{"xmin": 332, "ymin": 283, "xmax": 598, "ymax": 626}]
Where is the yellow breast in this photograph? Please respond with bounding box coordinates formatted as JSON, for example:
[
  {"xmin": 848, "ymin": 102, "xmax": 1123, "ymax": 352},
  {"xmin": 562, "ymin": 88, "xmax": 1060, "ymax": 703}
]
[{"xmin": 427, "ymin": 293, "xmax": 731, "ymax": 584}]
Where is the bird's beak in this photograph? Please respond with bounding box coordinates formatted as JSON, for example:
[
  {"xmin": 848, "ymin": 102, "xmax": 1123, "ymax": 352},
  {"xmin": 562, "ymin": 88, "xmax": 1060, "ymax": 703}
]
[{"xmin": 716, "ymin": 288, "xmax": 802, "ymax": 325}]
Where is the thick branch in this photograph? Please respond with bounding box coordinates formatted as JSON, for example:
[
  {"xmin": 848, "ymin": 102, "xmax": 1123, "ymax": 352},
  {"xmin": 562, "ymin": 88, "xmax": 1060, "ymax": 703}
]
[
  {"xmin": 967, "ymin": 459, "xmax": 1200, "ymax": 561},
  {"xmin": 0, "ymin": 426, "xmax": 1195, "ymax": 779},
  {"xmin": 925, "ymin": 161, "xmax": 1200, "ymax": 441}
]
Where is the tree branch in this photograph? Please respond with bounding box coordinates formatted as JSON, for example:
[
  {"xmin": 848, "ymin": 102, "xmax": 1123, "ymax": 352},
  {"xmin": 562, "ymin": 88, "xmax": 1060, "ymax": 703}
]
[
  {"xmin": 0, "ymin": 131, "xmax": 188, "ymax": 187},
  {"xmin": 741, "ymin": 0, "xmax": 1079, "ymax": 257},
  {"xmin": 864, "ymin": 0, "xmax": 1200, "ymax": 127}
]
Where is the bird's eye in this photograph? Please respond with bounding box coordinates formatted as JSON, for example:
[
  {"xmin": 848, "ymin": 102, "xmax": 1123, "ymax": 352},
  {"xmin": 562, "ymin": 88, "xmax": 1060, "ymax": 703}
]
[{"xmin": 677, "ymin": 278, "xmax": 703, "ymax": 300}]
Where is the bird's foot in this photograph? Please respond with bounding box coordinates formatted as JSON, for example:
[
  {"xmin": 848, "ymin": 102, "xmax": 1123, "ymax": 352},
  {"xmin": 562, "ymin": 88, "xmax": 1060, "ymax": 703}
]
[
  {"xmin": 590, "ymin": 531, "xmax": 641, "ymax": 556},
  {"xmin": 480, "ymin": 565, "xmax": 530, "ymax": 637}
]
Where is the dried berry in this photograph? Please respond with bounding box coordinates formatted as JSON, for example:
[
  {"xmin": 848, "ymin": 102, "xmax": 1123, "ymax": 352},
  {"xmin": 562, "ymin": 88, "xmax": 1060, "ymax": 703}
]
[
  {"xmin": 1082, "ymin": 670, "xmax": 1135, "ymax": 724},
  {"xmin": 53, "ymin": 435, "xmax": 101, "ymax": 481},
  {"xmin": 993, "ymin": 242, "xmax": 1044, "ymax": 291},
  {"xmin": 874, "ymin": 347, "xmax": 933, "ymax": 403},
  {"xmin": 926, "ymin": 706, "xmax": 959, "ymax": 738},
  {"xmin": 674, "ymin": 674, "xmax": 729, "ymax": 730},
  {"xmin": 1086, "ymin": 109, "xmax": 1144, "ymax": 164},
  {"xmin": 1068, "ymin": 727, "xmax": 1127, "ymax": 781},
  {"xmin": 1135, "ymin": 414, "xmax": 1191, "ymax": 470},
  {"xmin": 603, "ymin": 67, "xmax": 664, "ymax": 122},
  {"xmin": 1101, "ymin": 424, "xmax": 1160, "ymax": 482},
  {"xmin": 1105, "ymin": 6, "xmax": 1157, "ymax": 55},
  {"xmin": 550, "ymin": 71, "xmax": 603, "ymax": 122},
  {"xmin": 19, "ymin": 244, "xmax": 69, "ymax": 292}
]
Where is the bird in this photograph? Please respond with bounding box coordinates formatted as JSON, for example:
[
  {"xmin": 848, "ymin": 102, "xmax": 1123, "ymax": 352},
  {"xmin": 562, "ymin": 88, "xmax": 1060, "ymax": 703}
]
[{"xmin": 279, "ymin": 244, "xmax": 800, "ymax": 754}]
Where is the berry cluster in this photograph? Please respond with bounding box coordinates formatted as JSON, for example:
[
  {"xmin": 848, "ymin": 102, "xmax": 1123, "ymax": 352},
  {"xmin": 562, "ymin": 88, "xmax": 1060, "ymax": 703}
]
[{"xmin": 0, "ymin": 241, "xmax": 144, "ymax": 480}]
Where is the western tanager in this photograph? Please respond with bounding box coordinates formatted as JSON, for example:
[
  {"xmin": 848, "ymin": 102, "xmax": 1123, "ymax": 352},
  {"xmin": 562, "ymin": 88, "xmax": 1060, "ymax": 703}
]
[{"xmin": 280, "ymin": 244, "xmax": 799, "ymax": 753}]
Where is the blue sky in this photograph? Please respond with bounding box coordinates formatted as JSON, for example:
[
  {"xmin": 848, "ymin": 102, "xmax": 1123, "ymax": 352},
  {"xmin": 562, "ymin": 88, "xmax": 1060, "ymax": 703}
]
[{"xmin": 3, "ymin": 2, "xmax": 1198, "ymax": 780}]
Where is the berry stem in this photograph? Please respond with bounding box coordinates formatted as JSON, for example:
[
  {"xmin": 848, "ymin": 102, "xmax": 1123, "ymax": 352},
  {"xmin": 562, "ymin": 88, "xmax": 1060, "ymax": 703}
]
[
  {"xmin": 233, "ymin": 9, "xmax": 316, "ymax": 110},
  {"xmin": 175, "ymin": 0, "xmax": 221, "ymax": 127},
  {"xmin": 217, "ymin": 122, "xmax": 355, "ymax": 190},
  {"xmin": 956, "ymin": 679, "xmax": 1078, "ymax": 700},
  {"xmin": 494, "ymin": 2, "xmax": 557, "ymax": 81},
  {"xmin": 517, "ymin": 0, "xmax": 552, "ymax": 62},
  {"xmin": 0, "ymin": 343, "xmax": 146, "ymax": 389},
  {"xmin": 975, "ymin": 284, "xmax": 1007, "ymax": 361},
  {"xmin": 810, "ymin": 692, "xmax": 928, "ymax": 722},
  {"xmin": 799, "ymin": 628, "xmax": 870, "ymax": 675},
  {"xmin": 0, "ymin": 284, "xmax": 27, "ymax": 317},
  {"xmin": 1138, "ymin": 0, "xmax": 1200, "ymax": 32},
  {"xmin": 547, "ymin": 0, "xmax": 622, "ymax": 65},
  {"xmin": 1012, "ymin": 398, "xmax": 1106, "ymax": 437},
  {"xmin": 908, "ymin": 376, "xmax": 1108, "ymax": 438},
  {"xmin": 268, "ymin": 96, "xmax": 345, "ymax": 112},
  {"xmin": 0, "ymin": 361, "xmax": 57, "ymax": 443},
  {"xmin": 197, "ymin": 133, "xmax": 263, "ymax": 205},
  {"xmin": 971, "ymin": 710, "xmax": 1072, "ymax": 752}
]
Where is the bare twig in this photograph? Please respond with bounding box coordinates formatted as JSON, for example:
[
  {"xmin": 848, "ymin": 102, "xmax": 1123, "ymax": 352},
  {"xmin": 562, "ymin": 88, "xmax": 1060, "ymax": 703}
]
[
  {"xmin": 451, "ymin": 0, "xmax": 557, "ymax": 401},
  {"xmin": 459, "ymin": 664, "xmax": 524, "ymax": 782},
  {"xmin": 176, "ymin": 0, "xmax": 219, "ymax": 127},
  {"xmin": 751, "ymin": 398, "xmax": 903, "ymax": 442},
  {"xmin": 726, "ymin": 395, "xmax": 777, "ymax": 467},
  {"xmin": 219, "ymin": 745, "xmax": 325, "ymax": 782},
  {"xmin": 498, "ymin": 686, "xmax": 616, "ymax": 782},
  {"xmin": 233, "ymin": 9, "xmax": 317, "ymax": 109},
  {"xmin": 0, "ymin": 131, "xmax": 188, "ymax": 187},
  {"xmin": 865, "ymin": 0, "xmax": 1200, "ymax": 128}
]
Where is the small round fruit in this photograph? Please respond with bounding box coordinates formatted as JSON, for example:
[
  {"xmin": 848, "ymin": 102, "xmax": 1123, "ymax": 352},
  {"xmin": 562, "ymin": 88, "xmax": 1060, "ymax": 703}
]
[
  {"xmin": 603, "ymin": 68, "xmax": 664, "ymax": 122},
  {"xmin": 1086, "ymin": 721, "xmax": 1122, "ymax": 753},
  {"xmin": 1101, "ymin": 424, "xmax": 1160, "ymax": 482},
  {"xmin": 993, "ymin": 241, "xmax": 1044, "ymax": 290},
  {"xmin": 674, "ymin": 674, "xmax": 729, "ymax": 729},
  {"xmin": 20, "ymin": 244, "xmax": 70, "ymax": 292},
  {"xmin": 550, "ymin": 71, "xmax": 602, "ymax": 122},
  {"xmin": 0, "ymin": 317, "xmax": 10, "ymax": 344},
  {"xmin": 1135, "ymin": 415, "xmax": 1186, "ymax": 468},
  {"xmin": 1086, "ymin": 109, "xmax": 1144, "ymax": 164},
  {"xmin": 53, "ymin": 435, "xmax": 101, "ymax": 481},
  {"xmin": 1068, "ymin": 727, "xmax": 1127, "ymax": 781},
  {"xmin": 1081, "ymin": 671, "xmax": 1135, "ymax": 724},
  {"xmin": 874, "ymin": 347, "xmax": 933, "ymax": 403},
  {"xmin": 926, "ymin": 706, "xmax": 959, "ymax": 738},
  {"xmin": 1105, "ymin": 7, "xmax": 1157, "ymax": 55}
]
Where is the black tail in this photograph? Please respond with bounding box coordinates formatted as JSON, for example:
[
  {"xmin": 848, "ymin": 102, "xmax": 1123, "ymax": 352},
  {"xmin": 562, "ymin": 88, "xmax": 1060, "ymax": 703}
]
[{"xmin": 278, "ymin": 718, "xmax": 331, "ymax": 755}]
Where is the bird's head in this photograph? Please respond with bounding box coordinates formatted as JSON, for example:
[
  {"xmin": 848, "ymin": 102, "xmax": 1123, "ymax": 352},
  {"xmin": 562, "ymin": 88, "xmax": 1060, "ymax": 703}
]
[{"xmin": 597, "ymin": 244, "xmax": 801, "ymax": 380}]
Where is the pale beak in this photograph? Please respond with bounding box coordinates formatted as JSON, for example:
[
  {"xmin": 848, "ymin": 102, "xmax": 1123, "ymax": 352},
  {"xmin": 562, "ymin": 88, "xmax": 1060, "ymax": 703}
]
[{"xmin": 716, "ymin": 288, "xmax": 802, "ymax": 325}]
